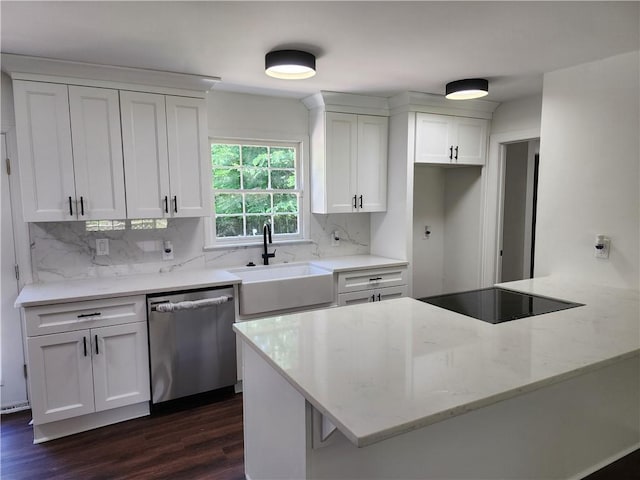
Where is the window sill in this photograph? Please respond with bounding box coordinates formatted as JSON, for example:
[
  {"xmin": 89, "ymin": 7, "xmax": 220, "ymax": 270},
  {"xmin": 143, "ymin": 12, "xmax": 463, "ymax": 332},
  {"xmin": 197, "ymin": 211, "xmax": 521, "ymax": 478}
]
[{"xmin": 203, "ymin": 239, "xmax": 314, "ymax": 251}]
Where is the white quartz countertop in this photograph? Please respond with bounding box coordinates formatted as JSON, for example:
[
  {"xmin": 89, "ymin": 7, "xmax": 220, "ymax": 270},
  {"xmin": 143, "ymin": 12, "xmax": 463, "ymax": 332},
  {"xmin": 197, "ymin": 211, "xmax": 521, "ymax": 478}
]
[
  {"xmin": 234, "ymin": 277, "xmax": 640, "ymax": 447},
  {"xmin": 15, "ymin": 268, "xmax": 242, "ymax": 307},
  {"xmin": 15, "ymin": 254, "xmax": 405, "ymax": 307}
]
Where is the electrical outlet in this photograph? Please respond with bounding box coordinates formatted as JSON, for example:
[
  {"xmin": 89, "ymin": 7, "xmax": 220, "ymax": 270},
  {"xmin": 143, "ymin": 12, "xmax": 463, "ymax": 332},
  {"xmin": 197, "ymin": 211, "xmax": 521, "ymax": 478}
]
[
  {"xmin": 96, "ymin": 238, "xmax": 109, "ymax": 256},
  {"xmin": 331, "ymin": 231, "xmax": 340, "ymax": 247},
  {"xmin": 594, "ymin": 235, "xmax": 610, "ymax": 259},
  {"xmin": 162, "ymin": 240, "xmax": 174, "ymax": 260}
]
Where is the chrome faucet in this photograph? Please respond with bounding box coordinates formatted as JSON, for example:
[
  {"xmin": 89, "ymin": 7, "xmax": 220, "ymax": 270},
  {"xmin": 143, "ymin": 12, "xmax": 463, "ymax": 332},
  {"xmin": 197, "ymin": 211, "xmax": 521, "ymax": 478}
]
[{"xmin": 262, "ymin": 223, "xmax": 276, "ymax": 265}]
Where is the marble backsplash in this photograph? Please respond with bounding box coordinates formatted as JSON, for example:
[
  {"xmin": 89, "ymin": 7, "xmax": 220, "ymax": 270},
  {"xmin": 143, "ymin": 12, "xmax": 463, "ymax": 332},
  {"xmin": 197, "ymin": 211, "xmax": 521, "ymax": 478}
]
[{"xmin": 29, "ymin": 214, "xmax": 370, "ymax": 282}]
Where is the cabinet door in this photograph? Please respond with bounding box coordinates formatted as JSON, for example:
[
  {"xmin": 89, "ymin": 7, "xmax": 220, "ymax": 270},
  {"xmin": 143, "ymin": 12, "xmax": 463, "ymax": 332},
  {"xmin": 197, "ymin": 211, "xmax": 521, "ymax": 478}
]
[
  {"xmin": 27, "ymin": 330, "xmax": 94, "ymax": 424},
  {"xmin": 121, "ymin": 91, "xmax": 170, "ymax": 219},
  {"xmin": 375, "ymin": 285, "xmax": 408, "ymax": 302},
  {"xmin": 69, "ymin": 86, "xmax": 126, "ymax": 220},
  {"xmin": 325, "ymin": 112, "xmax": 358, "ymax": 212},
  {"xmin": 165, "ymin": 96, "xmax": 211, "ymax": 217},
  {"xmin": 357, "ymin": 115, "xmax": 388, "ymax": 212},
  {"xmin": 13, "ymin": 81, "xmax": 77, "ymax": 221},
  {"xmin": 455, "ymin": 117, "xmax": 488, "ymax": 165},
  {"xmin": 414, "ymin": 113, "xmax": 456, "ymax": 164},
  {"xmin": 92, "ymin": 322, "xmax": 150, "ymax": 412}
]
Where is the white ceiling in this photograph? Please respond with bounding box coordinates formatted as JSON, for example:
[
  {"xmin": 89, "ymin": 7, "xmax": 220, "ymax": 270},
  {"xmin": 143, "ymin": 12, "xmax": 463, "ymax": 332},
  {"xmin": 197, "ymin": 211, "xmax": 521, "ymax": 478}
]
[{"xmin": 1, "ymin": 1, "xmax": 638, "ymax": 103}]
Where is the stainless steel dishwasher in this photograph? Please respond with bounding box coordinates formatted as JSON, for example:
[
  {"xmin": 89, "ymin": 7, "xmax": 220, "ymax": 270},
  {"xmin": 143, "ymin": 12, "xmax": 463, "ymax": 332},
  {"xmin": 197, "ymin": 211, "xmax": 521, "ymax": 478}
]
[{"xmin": 147, "ymin": 286, "xmax": 236, "ymax": 405}]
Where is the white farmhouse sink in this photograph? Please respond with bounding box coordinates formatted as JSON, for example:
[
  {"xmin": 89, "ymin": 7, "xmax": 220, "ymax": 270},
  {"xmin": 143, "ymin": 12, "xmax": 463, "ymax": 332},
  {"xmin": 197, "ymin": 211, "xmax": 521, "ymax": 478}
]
[{"xmin": 228, "ymin": 262, "xmax": 334, "ymax": 316}]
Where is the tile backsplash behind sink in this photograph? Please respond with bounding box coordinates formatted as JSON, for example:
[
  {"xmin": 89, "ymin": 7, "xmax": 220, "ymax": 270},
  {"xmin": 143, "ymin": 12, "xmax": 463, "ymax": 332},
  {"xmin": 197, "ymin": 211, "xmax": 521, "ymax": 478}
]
[{"xmin": 29, "ymin": 214, "xmax": 370, "ymax": 282}]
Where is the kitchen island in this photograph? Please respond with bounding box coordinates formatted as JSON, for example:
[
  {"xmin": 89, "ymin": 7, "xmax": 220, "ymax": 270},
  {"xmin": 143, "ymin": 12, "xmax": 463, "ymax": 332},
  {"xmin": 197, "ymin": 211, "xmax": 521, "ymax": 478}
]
[{"xmin": 233, "ymin": 277, "xmax": 639, "ymax": 479}]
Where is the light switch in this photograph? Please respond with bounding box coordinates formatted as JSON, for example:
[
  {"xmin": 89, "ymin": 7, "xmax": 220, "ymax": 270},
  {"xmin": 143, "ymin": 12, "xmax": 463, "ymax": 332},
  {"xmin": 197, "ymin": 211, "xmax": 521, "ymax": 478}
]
[{"xmin": 96, "ymin": 238, "xmax": 109, "ymax": 256}]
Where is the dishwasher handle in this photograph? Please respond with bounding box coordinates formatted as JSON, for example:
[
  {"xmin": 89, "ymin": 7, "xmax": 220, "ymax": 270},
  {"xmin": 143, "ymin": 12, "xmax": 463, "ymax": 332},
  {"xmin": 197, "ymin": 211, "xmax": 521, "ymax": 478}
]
[{"xmin": 150, "ymin": 295, "xmax": 233, "ymax": 313}]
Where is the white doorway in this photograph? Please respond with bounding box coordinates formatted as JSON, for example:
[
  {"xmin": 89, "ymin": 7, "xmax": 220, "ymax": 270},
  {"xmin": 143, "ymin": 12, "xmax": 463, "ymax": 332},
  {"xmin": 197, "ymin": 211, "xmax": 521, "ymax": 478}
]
[
  {"xmin": 498, "ymin": 139, "xmax": 540, "ymax": 283},
  {"xmin": 1, "ymin": 132, "xmax": 28, "ymax": 411}
]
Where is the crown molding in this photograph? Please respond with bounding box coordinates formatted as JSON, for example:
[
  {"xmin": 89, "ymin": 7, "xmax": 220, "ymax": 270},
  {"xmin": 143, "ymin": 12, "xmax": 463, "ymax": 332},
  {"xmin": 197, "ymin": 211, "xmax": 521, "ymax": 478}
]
[
  {"xmin": 389, "ymin": 91, "xmax": 499, "ymax": 119},
  {"xmin": 1, "ymin": 54, "xmax": 220, "ymax": 96}
]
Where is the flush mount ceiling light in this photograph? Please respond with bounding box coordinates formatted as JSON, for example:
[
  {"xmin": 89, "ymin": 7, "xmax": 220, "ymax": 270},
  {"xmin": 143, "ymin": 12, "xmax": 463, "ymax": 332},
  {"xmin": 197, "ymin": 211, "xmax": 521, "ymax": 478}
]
[
  {"xmin": 265, "ymin": 49, "xmax": 316, "ymax": 79},
  {"xmin": 445, "ymin": 78, "xmax": 489, "ymax": 100}
]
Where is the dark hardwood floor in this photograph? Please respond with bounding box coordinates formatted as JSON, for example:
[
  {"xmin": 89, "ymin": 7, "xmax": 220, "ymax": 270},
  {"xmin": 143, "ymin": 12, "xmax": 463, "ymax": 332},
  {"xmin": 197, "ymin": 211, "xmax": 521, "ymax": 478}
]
[
  {"xmin": 1, "ymin": 391, "xmax": 244, "ymax": 480},
  {"xmin": 1, "ymin": 390, "xmax": 638, "ymax": 480}
]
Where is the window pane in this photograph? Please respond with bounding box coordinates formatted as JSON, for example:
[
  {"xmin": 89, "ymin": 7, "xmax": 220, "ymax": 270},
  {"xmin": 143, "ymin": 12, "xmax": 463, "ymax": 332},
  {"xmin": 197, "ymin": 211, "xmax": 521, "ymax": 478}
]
[
  {"xmin": 273, "ymin": 193, "xmax": 298, "ymax": 213},
  {"xmin": 245, "ymin": 194, "xmax": 272, "ymax": 214},
  {"xmin": 274, "ymin": 214, "xmax": 298, "ymax": 234},
  {"xmin": 246, "ymin": 216, "xmax": 272, "ymax": 236},
  {"xmin": 271, "ymin": 169, "xmax": 296, "ymax": 189},
  {"xmin": 215, "ymin": 193, "xmax": 243, "ymax": 215},
  {"xmin": 243, "ymin": 167, "xmax": 268, "ymax": 189},
  {"xmin": 216, "ymin": 216, "xmax": 244, "ymax": 237},
  {"xmin": 211, "ymin": 144, "xmax": 241, "ymax": 167},
  {"xmin": 213, "ymin": 168, "xmax": 241, "ymax": 189},
  {"xmin": 270, "ymin": 147, "xmax": 295, "ymax": 168},
  {"xmin": 242, "ymin": 146, "xmax": 269, "ymax": 167}
]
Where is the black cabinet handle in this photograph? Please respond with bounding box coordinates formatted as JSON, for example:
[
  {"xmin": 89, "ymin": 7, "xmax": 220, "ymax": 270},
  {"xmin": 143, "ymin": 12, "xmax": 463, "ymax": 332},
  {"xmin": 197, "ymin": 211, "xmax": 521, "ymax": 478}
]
[
  {"xmin": 353, "ymin": 195, "xmax": 357, "ymax": 209},
  {"xmin": 369, "ymin": 277, "xmax": 383, "ymax": 282},
  {"xmin": 371, "ymin": 294, "xmax": 375, "ymax": 302},
  {"xmin": 83, "ymin": 336, "xmax": 87, "ymax": 357},
  {"xmin": 359, "ymin": 195, "xmax": 363, "ymax": 208},
  {"xmin": 80, "ymin": 196, "xmax": 85, "ymax": 216},
  {"xmin": 377, "ymin": 293, "xmax": 382, "ymax": 301},
  {"xmin": 95, "ymin": 335, "xmax": 99, "ymax": 355},
  {"xmin": 454, "ymin": 146, "xmax": 459, "ymax": 160},
  {"xmin": 69, "ymin": 196, "xmax": 73, "ymax": 216},
  {"xmin": 449, "ymin": 146, "xmax": 453, "ymax": 160},
  {"xmin": 173, "ymin": 195, "xmax": 178, "ymax": 213},
  {"xmin": 77, "ymin": 312, "xmax": 101, "ymax": 318},
  {"xmin": 164, "ymin": 196, "xmax": 169, "ymax": 214}
]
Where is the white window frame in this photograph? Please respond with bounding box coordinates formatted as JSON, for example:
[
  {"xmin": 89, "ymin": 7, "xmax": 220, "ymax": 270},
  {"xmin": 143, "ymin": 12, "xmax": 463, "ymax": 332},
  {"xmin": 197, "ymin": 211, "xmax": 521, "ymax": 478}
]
[{"xmin": 205, "ymin": 137, "xmax": 310, "ymax": 248}]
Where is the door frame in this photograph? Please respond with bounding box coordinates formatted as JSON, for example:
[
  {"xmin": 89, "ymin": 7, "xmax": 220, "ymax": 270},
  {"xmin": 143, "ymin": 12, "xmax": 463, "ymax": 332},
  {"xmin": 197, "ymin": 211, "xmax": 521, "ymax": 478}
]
[
  {"xmin": 495, "ymin": 139, "xmax": 540, "ymax": 283},
  {"xmin": 479, "ymin": 128, "xmax": 540, "ymax": 287}
]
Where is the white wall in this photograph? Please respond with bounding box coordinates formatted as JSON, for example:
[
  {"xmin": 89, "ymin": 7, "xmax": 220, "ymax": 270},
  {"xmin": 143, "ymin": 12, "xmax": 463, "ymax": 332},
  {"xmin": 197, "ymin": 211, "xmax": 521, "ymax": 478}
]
[
  {"xmin": 412, "ymin": 165, "xmax": 445, "ymax": 298},
  {"xmin": 490, "ymin": 94, "xmax": 542, "ymax": 136},
  {"xmin": 536, "ymin": 51, "xmax": 639, "ymax": 289},
  {"xmin": 443, "ymin": 167, "xmax": 483, "ymax": 293}
]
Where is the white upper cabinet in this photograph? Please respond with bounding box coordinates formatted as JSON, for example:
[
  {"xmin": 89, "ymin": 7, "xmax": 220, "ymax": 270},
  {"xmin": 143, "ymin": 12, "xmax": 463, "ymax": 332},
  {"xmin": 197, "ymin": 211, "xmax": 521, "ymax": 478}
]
[
  {"xmin": 310, "ymin": 111, "xmax": 388, "ymax": 213},
  {"xmin": 415, "ymin": 113, "xmax": 488, "ymax": 165},
  {"xmin": 121, "ymin": 91, "xmax": 170, "ymax": 219},
  {"xmin": 14, "ymin": 81, "xmax": 127, "ymax": 221},
  {"xmin": 13, "ymin": 81, "xmax": 76, "ymax": 221},
  {"xmin": 68, "ymin": 86, "xmax": 126, "ymax": 220},
  {"xmin": 121, "ymin": 91, "xmax": 210, "ymax": 218},
  {"xmin": 165, "ymin": 96, "xmax": 211, "ymax": 218}
]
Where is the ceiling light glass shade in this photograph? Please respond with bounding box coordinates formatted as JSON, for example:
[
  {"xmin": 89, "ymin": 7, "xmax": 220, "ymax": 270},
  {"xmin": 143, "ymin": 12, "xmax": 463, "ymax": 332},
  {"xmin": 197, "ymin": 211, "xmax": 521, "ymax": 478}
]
[
  {"xmin": 445, "ymin": 78, "xmax": 489, "ymax": 100},
  {"xmin": 265, "ymin": 50, "xmax": 316, "ymax": 79}
]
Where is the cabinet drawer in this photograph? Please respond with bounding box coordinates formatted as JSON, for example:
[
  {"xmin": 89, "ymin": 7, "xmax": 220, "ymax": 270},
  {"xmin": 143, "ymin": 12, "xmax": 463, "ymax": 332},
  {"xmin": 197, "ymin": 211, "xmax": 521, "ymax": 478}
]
[
  {"xmin": 25, "ymin": 296, "xmax": 145, "ymax": 337},
  {"xmin": 338, "ymin": 285, "xmax": 408, "ymax": 306},
  {"xmin": 337, "ymin": 267, "xmax": 407, "ymax": 294}
]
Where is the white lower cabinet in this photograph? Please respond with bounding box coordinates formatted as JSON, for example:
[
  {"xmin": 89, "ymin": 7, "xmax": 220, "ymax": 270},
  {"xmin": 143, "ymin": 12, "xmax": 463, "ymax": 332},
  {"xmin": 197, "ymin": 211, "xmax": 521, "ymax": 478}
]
[
  {"xmin": 25, "ymin": 296, "xmax": 150, "ymax": 428},
  {"xmin": 336, "ymin": 266, "xmax": 408, "ymax": 306}
]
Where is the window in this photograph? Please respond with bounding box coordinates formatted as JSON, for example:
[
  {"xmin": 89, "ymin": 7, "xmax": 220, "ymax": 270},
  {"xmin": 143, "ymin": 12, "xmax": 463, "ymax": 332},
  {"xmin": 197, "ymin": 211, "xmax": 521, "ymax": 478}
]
[{"xmin": 211, "ymin": 140, "xmax": 301, "ymax": 242}]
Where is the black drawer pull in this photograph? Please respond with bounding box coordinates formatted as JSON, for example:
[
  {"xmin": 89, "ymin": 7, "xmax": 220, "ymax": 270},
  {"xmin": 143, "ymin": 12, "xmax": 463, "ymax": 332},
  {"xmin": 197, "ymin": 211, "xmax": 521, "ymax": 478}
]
[
  {"xmin": 80, "ymin": 196, "xmax": 85, "ymax": 216},
  {"xmin": 173, "ymin": 195, "xmax": 178, "ymax": 213},
  {"xmin": 77, "ymin": 312, "xmax": 101, "ymax": 318},
  {"xmin": 377, "ymin": 293, "xmax": 382, "ymax": 301},
  {"xmin": 83, "ymin": 336, "xmax": 87, "ymax": 357},
  {"xmin": 95, "ymin": 335, "xmax": 99, "ymax": 355},
  {"xmin": 353, "ymin": 195, "xmax": 357, "ymax": 209},
  {"xmin": 69, "ymin": 196, "xmax": 73, "ymax": 216},
  {"xmin": 369, "ymin": 277, "xmax": 383, "ymax": 282},
  {"xmin": 164, "ymin": 195, "xmax": 169, "ymax": 214},
  {"xmin": 454, "ymin": 146, "xmax": 459, "ymax": 160},
  {"xmin": 449, "ymin": 146, "xmax": 453, "ymax": 160},
  {"xmin": 359, "ymin": 195, "xmax": 363, "ymax": 208}
]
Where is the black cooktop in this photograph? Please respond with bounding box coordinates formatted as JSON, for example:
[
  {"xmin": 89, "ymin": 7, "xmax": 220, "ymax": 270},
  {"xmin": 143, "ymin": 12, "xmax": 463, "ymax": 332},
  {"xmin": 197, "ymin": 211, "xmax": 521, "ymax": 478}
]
[{"xmin": 418, "ymin": 287, "xmax": 583, "ymax": 324}]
